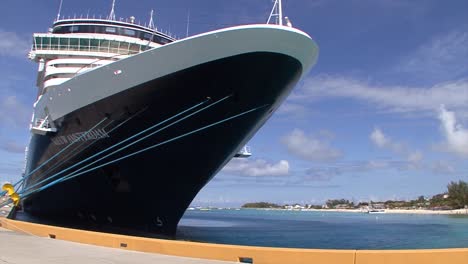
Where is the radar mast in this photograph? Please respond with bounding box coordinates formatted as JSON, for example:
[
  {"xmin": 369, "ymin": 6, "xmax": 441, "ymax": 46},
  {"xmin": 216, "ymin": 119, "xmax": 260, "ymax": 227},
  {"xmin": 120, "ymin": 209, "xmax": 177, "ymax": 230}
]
[
  {"xmin": 108, "ymin": 0, "xmax": 116, "ymax": 20},
  {"xmin": 267, "ymin": 0, "xmax": 283, "ymax": 26}
]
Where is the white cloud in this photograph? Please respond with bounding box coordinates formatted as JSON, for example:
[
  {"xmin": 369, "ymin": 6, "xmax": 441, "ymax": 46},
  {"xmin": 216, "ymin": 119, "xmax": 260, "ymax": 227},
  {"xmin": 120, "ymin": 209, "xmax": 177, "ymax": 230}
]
[
  {"xmin": 282, "ymin": 129, "xmax": 341, "ymax": 161},
  {"xmin": 370, "ymin": 128, "xmax": 404, "ymax": 152},
  {"xmin": 397, "ymin": 29, "xmax": 468, "ymax": 82},
  {"xmin": 0, "ymin": 96, "xmax": 30, "ymax": 128},
  {"xmin": 431, "ymin": 160, "xmax": 456, "ymax": 175},
  {"xmin": 438, "ymin": 105, "xmax": 468, "ymax": 157},
  {"xmin": 305, "ymin": 167, "xmax": 340, "ymax": 181},
  {"xmin": 222, "ymin": 158, "xmax": 289, "ymax": 177},
  {"xmin": 303, "ymin": 158, "xmax": 423, "ymax": 182},
  {"xmin": 407, "ymin": 151, "xmax": 423, "ymax": 163},
  {"xmin": 0, "ymin": 30, "xmax": 30, "ymax": 58},
  {"xmin": 0, "ymin": 141, "xmax": 25, "ymax": 154},
  {"xmin": 370, "ymin": 128, "xmax": 388, "ymax": 148},
  {"xmin": 276, "ymin": 102, "xmax": 308, "ymax": 117},
  {"xmin": 297, "ymin": 75, "xmax": 468, "ymax": 115},
  {"xmin": 369, "ymin": 128, "xmax": 422, "ymax": 164},
  {"xmin": 280, "ymin": 29, "xmax": 468, "ymax": 121}
]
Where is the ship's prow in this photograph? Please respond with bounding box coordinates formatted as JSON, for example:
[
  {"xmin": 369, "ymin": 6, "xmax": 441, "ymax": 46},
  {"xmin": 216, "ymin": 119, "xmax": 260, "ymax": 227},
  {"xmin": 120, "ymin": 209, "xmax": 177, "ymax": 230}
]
[
  {"xmin": 40, "ymin": 23, "xmax": 318, "ymax": 122},
  {"xmin": 10, "ymin": 0, "xmax": 319, "ymax": 238}
]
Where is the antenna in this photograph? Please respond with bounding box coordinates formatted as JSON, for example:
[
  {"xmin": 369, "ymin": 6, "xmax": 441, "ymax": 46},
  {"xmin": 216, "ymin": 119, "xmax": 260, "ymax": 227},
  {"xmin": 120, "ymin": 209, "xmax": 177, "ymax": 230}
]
[
  {"xmin": 56, "ymin": 0, "xmax": 64, "ymax": 21},
  {"xmin": 186, "ymin": 10, "xmax": 190, "ymax": 37},
  {"xmin": 148, "ymin": 9, "xmax": 155, "ymax": 30},
  {"xmin": 267, "ymin": 0, "xmax": 283, "ymax": 26},
  {"xmin": 145, "ymin": 9, "xmax": 156, "ymax": 48},
  {"xmin": 108, "ymin": 0, "xmax": 116, "ymax": 20}
]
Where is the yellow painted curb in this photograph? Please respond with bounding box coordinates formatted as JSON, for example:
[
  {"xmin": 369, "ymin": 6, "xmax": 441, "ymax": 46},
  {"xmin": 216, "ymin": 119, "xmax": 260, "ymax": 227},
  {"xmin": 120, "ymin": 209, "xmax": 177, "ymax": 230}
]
[{"xmin": 1, "ymin": 218, "xmax": 467, "ymax": 264}]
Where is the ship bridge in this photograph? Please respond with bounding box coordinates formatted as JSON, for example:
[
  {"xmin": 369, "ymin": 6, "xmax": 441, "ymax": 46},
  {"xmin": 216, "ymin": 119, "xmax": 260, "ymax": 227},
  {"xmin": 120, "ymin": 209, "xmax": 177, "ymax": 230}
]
[
  {"xmin": 29, "ymin": 16, "xmax": 176, "ymax": 92},
  {"xmin": 28, "ymin": 5, "xmax": 177, "ymax": 135}
]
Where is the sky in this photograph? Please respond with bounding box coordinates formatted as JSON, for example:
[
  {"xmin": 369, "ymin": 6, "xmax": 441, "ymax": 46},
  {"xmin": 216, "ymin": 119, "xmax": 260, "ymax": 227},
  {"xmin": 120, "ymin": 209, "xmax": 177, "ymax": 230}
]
[{"xmin": 0, "ymin": 0, "xmax": 467, "ymax": 207}]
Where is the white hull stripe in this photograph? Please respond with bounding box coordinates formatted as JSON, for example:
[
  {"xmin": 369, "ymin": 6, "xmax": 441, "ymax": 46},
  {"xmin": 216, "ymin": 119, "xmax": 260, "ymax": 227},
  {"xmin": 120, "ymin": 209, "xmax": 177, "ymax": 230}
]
[{"xmin": 40, "ymin": 24, "xmax": 319, "ymax": 121}]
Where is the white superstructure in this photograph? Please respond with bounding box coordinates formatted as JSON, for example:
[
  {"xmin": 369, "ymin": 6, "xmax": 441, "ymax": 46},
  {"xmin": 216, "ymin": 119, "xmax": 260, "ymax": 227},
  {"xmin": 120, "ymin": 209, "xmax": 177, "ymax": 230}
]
[
  {"xmin": 28, "ymin": 15, "xmax": 175, "ymax": 94},
  {"xmin": 27, "ymin": 8, "xmax": 175, "ymax": 135}
]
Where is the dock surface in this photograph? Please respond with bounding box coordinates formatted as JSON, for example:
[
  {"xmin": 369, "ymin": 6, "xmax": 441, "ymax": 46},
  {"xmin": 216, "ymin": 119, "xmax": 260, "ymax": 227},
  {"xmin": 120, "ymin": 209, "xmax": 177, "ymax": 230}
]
[
  {"xmin": 0, "ymin": 227, "xmax": 234, "ymax": 264},
  {"xmin": 1, "ymin": 213, "xmax": 467, "ymax": 264},
  {"xmin": 0, "ymin": 196, "xmax": 12, "ymax": 217}
]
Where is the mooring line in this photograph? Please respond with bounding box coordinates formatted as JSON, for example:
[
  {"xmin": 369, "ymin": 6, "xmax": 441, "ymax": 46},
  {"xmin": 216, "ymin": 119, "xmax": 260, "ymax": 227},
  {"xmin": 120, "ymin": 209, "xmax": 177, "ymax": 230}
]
[
  {"xmin": 24, "ymin": 117, "xmax": 109, "ymax": 180},
  {"xmin": 0, "ymin": 117, "xmax": 109, "ymax": 197},
  {"xmin": 44, "ymin": 94, "xmax": 232, "ymax": 189},
  {"xmin": 35, "ymin": 120, "xmax": 116, "ymax": 180},
  {"xmin": 27, "ymin": 104, "xmax": 268, "ymax": 197},
  {"xmin": 19, "ymin": 97, "xmax": 215, "ymax": 197},
  {"xmin": 36, "ymin": 106, "xmax": 148, "ymax": 181}
]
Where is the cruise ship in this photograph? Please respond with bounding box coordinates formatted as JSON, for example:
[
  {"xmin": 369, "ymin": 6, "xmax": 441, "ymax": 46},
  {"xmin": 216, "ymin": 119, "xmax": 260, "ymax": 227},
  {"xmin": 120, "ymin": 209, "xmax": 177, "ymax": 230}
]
[{"xmin": 3, "ymin": 0, "xmax": 318, "ymax": 237}]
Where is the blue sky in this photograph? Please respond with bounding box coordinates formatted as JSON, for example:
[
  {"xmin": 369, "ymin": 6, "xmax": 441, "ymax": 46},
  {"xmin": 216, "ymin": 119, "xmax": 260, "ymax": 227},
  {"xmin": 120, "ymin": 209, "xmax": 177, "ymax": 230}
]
[{"xmin": 0, "ymin": 0, "xmax": 467, "ymax": 207}]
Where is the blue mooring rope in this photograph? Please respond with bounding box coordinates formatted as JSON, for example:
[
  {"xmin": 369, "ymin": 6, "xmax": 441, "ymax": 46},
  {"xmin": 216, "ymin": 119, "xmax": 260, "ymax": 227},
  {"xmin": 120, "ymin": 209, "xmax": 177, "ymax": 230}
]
[
  {"xmin": 19, "ymin": 97, "xmax": 217, "ymax": 197},
  {"xmin": 29, "ymin": 94, "xmax": 232, "ymax": 194},
  {"xmin": 0, "ymin": 117, "xmax": 109, "ymax": 197},
  {"xmin": 24, "ymin": 103, "xmax": 268, "ymax": 198},
  {"xmin": 34, "ymin": 106, "xmax": 147, "ymax": 183}
]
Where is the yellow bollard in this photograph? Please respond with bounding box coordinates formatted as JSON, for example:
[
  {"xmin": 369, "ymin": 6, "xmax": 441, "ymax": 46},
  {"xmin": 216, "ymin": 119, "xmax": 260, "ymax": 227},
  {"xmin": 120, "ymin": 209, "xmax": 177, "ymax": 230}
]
[
  {"xmin": 2, "ymin": 183, "xmax": 15, "ymax": 196},
  {"xmin": 9, "ymin": 193, "xmax": 20, "ymax": 206}
]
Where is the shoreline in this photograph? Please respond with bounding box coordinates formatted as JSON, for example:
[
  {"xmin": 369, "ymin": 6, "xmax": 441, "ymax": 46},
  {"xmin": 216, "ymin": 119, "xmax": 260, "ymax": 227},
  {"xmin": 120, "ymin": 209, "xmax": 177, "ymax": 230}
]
[
  {"xmin": 306, "ymin": 208, "xmax": 468, "ymax": 215},
  {"xmin": 247, "ymin": 208, "xmax": 468, "ymax": 215}
]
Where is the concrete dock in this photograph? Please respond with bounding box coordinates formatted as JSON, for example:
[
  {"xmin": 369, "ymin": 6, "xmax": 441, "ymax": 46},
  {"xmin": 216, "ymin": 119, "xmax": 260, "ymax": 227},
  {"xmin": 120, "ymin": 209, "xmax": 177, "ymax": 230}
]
[
  {"xmin": 2, "ymin": 197, "xmax": 232, "ymax": 263},
  {"xmin": 0, "ymin": 196, "xmax": 12, "ymax": 218},
  {"xmin": 0, "ymin": 227, "xmax": 234, "ymax": 264},
  {"xmin": 1, "ymin": 209, "xmax": 467, "ymax": 264}
]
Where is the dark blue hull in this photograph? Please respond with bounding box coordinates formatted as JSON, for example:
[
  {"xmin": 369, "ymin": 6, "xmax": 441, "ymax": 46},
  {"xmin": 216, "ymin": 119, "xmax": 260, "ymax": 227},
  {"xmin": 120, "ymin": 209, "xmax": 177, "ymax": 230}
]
[{"xmin": 18, "ymin": 52, "xmax": 302, "ymax": 237}]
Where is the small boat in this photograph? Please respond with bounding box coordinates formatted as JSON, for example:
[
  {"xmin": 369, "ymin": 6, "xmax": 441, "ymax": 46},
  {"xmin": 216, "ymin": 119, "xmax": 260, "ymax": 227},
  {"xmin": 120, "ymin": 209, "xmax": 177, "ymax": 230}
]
[{"xmin": 368, "ymin": 209, "xmax": 385, "ymax": 214}]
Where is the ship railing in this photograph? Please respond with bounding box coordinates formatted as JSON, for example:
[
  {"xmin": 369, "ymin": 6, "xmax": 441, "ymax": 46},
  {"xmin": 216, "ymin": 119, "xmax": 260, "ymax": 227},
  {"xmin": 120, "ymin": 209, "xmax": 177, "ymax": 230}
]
[
  {"xmin": 32, "ymin": 35, "xmax": 154, "ymax": 56},
  {"xmin": 54, "ymin": 15, "xmax": 177, "ymax": 40},
  {"xmin": 235, "ymin": 146, "xmax": 252, "ymax": 158},
  {"xmin": 31, "ymin": 116, "xmax": 57, "ymax": 135}
]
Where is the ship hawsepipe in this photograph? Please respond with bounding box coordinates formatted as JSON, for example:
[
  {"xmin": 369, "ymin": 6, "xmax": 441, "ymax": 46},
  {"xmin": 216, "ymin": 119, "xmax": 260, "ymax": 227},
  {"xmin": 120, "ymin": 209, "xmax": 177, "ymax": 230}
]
[{"xmin": 18, "ymin": 24, "xmax": 319, "ymax": 237}]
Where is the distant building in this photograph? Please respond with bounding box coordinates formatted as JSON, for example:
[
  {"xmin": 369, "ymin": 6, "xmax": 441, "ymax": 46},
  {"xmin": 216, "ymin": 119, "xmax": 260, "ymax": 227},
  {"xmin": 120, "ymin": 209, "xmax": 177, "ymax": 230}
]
[
  {"xmin": 335, "ymin": 204, "xmax": 352, "ymax": 209},
  {"xmin": 371, "ymin": 203, "xmax": 386, "ymax": 209}
]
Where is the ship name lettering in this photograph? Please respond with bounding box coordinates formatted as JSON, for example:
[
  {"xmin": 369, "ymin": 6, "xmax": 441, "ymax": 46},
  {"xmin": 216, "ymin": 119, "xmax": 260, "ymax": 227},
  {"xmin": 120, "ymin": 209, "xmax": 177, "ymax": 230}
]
[{"xmin": 51, "ymin": 129, "xmax": 110, "ymax": 146}]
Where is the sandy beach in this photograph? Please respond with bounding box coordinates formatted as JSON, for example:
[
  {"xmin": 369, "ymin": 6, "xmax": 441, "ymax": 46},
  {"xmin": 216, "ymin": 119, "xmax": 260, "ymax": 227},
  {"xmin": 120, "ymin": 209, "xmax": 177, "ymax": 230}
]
[{"xmin": 300, "ymin": 208, "xmax": 468, "ymax": 215}]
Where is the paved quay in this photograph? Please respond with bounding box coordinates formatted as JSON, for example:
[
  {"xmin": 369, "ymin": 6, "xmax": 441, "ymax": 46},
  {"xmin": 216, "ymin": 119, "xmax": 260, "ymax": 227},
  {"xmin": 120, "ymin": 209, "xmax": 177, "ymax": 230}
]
[
  {"xmin": 0, "ymin": 197, "xmax": 13, "ymax": 217},
  {"xmin": 0, "ymin": 227, "xmax": 235, "ymax": 264}
]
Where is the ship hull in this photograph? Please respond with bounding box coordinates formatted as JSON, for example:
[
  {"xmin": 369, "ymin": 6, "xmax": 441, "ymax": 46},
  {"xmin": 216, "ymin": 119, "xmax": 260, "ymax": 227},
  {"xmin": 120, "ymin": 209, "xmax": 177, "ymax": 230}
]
[{"xmin": 19, "ymin": 51, "xmax": 303, "ymax": 237}]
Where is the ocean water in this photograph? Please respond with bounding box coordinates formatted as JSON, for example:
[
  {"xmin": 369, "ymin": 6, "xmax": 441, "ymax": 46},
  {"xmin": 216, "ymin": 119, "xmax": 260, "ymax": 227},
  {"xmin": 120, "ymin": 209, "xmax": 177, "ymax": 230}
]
[{"xmin": 177, "ymin": 209, "xmax": 468, "ymax": 249}]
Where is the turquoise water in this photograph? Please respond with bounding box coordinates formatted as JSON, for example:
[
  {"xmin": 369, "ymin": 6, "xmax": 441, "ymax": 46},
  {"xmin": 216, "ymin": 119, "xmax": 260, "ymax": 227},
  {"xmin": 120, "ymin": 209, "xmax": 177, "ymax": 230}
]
[{"xmin": 177, "ymin": 209, "xmax": 468, "ymax": 249}]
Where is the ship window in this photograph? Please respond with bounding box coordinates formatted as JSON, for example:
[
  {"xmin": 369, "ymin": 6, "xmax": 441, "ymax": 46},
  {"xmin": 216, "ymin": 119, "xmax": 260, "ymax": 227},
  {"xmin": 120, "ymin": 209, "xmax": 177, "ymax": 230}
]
[
  {"xmin": 82, "ymin": 25, "xmax": 95, "ymax": 33},
  {"xmin": 143, "ymin": 33, "xmax": 153, "ymax": 41},
  {"xmin": 80, "ymin": 39, "xmax": 90, "ymax": 50},
  {"xmin": 90, "ymin": 39, "xmax": 100, "ymax": 52},
  {"xmin": 69, "ymin": 26, "xmax": 79, "ymax": 33},
  {"xmin": 54, "ymin": 26, "xmax": 63, "ymax": 33},
  {"xmin": 45, "ymin": 37, "xmax": 52, "ymax": 49},
  {"xmin": 99, "ymin": 40, "xmax": 110, "ymax": 52},
  {"xmin": 119, "ymin": 42, "xmax": 129, "ymax": 52},
  {"xmin": 105, "ymin": 27, "xmax": 116, "ymax": 33},
  {"xmin": 59, "ymin": 38, "xmax": 69, "ymax": 49},
  {"xmin": 128, "ymin": 43, "xmax": 139, "ymax": 53},
  {"xmin": 109, "ymin": 41, "xmax": 119, "ymax": 53},
  {"xmin": 69, "ymin": 38, "xmax": 79, "ymax": 50},
  {"xmin": 34, "ymin": 36, "xmax": 42, "ymax": 49},
  {"xmin": 50, "ymin": 37, "xmax": 59, "ymax": 50},
  {"xmin": 123, "ymin": 29, "xmax": 135, "ymax": 36}
]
